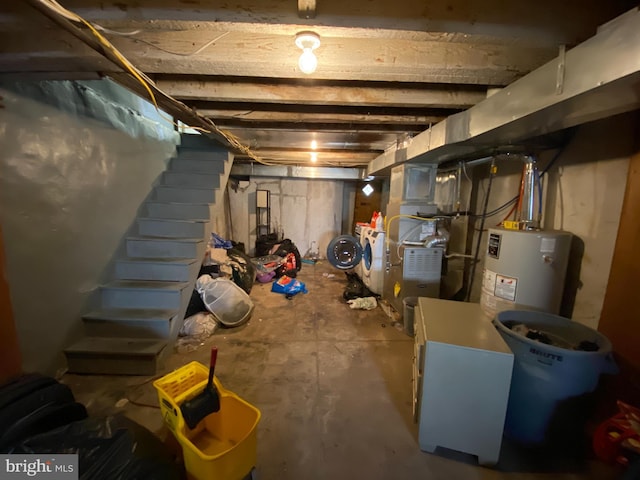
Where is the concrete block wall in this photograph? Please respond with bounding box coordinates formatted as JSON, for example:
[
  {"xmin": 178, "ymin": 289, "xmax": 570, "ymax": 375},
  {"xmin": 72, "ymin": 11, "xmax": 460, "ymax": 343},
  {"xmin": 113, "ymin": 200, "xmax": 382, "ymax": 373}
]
[{"xmin": 228, "ymin": 177, "xmax": 344, "ymax": 257}]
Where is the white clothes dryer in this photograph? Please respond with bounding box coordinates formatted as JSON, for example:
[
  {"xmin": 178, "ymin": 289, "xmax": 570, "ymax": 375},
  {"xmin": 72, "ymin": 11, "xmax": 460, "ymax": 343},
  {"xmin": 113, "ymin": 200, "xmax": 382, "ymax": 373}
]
[
  {"xmin": 362, "ymin": 228, "xmax": 386, "ymax": 295},
  {"xmin": 356, "ymin": 226, "xmax": 371, "ymax": 279}
]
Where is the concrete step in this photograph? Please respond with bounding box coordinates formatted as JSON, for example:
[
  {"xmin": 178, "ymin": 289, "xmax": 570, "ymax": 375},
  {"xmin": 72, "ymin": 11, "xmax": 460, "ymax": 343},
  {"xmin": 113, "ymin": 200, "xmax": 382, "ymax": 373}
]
[
  {"xmin": 146, "ymin": 202, "xmax": 210, "ymax": 221},
  {"xmin": 162, "ymin": 171, "xmax": 221, "ymax": 189},
  {"xmin": 138, "ymin": 217, "xmax": 207, "ymax": 238},
  {"xmin": 176, "ymin": 149, "xmax": 228, "ymax": 162},
  {"xmin": 179, "ymin": 133, "xmax": 226, "ymax": 150},
  {"xmin": 83, "ymin": 308, "xmax": 177, "ymax": 338},
  {"xmin": 126, "ymin": 236, "xmax": 203, "ymax": 258},
  {"xmin": 101, "ymin": 280, "xmax": 189, "ymax": 310},
  {"xmin": 64, "ymin": 336, "xmax": 167, "ymax": 375},
  {"xmin": 115, "ymin": 257, "xmax": 199, "ymax": 282},
  {"xmin": 169, "ymin": 157, "xmax": 225, "ymax": 174},
  {"xmin": 155, "ymin": 185, "xmax": 216, "ymax": 204}
]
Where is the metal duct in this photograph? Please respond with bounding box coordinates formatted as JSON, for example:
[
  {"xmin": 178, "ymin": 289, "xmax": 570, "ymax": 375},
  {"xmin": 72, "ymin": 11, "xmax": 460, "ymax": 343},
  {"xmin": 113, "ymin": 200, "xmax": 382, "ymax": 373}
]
[
  {"xmin": 424, "ymin": 235, "xmax": 448, "ymax": 249},
  {"xmin": 230, "ymin": 164, "xmax": 365, "ymax": 179},
  {"xmin": 424, "ymin": 226, "xmax": 450, "ymax": 248},
  {"xmin": 368, "ymin": 7, "xmax": 640, "ymax": 175}
]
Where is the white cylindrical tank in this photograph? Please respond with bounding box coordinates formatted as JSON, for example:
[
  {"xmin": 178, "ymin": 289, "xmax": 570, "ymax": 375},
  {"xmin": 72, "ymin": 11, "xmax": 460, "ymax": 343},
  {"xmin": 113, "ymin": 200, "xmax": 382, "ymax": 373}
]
[{"xmin": 480, "ymin": 228, "xmax": 572, "ymax": 317}]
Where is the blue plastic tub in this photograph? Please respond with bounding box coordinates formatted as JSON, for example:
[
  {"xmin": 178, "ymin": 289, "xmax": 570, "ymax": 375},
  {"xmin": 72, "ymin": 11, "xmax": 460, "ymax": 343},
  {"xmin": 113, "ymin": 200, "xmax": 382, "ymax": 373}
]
[{"xmin": 493, "ymin": 310, "xmax": 618, "ymax": 445}]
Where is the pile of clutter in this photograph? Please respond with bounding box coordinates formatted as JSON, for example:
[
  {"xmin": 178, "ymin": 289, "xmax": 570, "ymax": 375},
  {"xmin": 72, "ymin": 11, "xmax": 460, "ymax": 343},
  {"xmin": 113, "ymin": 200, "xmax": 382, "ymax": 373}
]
[
  {"xmin": 0, "ymin": 374, "xmax": 179, "ymax": 478},
  {"xmin": 505, "ymin": 321, "xmax": 600, "ymax": 351},
  {"xmin": 177, "ymin": 233, "xmax": 256, "ymax": 352},
  {"xmin": 178, "ymin": 234, "xmax": 310, "ymax": 351},
  {"xmin": 251, "ymin": 237, "xmax": 308, "ymax": 299}
]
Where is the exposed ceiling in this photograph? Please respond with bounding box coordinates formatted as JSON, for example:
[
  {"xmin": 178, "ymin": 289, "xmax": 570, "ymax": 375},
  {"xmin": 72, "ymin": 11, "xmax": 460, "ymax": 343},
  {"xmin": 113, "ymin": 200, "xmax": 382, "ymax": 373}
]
[{"xmin": 1, "ymin": 0, "xmax": 637, "ymax": 171}]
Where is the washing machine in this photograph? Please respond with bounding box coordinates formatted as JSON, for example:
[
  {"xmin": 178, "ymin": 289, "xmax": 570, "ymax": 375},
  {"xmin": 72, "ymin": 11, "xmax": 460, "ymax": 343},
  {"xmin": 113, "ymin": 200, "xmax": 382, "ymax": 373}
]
[
  {"xmin": 361, "ymin": 228, "xmax": 385, "ymax": 295},
  {"xmin": 355, "ymin": 225, "xmax": 370, "ymax": 279},
  {"xmin": 326, "ymin": 229, "xmax": 385, "ymax": 295}
]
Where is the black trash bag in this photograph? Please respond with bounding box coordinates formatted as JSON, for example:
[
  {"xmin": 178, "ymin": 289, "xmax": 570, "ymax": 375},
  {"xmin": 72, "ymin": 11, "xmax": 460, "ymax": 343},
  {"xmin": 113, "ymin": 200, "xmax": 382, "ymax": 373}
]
[
  {"xmin": 0, "ymin": 402, "xmax": 88, "ymax": 453},
  {"xmin": 255, "ymin": 233, "xmax": 280, "ymax": 257},
  {"xmin": 184, "ymin": 264, "xmax": 221, "ymax": 318},
  {"xmin": 227, "ymin": 246, "xmax": 256, "ymax": 294},
  {"xmin": 0, "ymin": 374, "xmax": 59, "ymax": 412},
  {"xmin": 272, "ymin": 239, "xmax": 302, "ymax": 278},
  {"xmin": 0, "ymin": 374, "xmax": 88, "ymax": 453},
  {"xmin": 343, "ymin": 272, "xmax": 375, "ymax": 301},
  {"xmin": 10, "ymin": 415, "xmax": 181, "ymax": 480},
  {"xmin": 231, "ymin": 240, "xmax": 246, "ymax": 254},
  {"xmin": 184, "ymin": 288, "xmax": 208, "ymax": 318},
  {"xmin": 0, "ymin": 382, "xmax": 74, "ymax": 434}
]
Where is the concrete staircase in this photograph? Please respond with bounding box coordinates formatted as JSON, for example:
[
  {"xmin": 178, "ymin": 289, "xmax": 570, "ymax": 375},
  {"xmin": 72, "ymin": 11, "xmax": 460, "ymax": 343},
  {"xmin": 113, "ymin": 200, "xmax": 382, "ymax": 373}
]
[{"xmin": 64, "ymin": 135, "xmax": 232, "ymax": 375}]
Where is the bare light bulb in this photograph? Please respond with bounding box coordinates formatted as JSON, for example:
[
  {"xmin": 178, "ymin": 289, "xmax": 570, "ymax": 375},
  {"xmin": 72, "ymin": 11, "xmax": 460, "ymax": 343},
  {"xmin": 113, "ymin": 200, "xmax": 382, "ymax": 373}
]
[
  {"xmin": 295, "ymin": 32, "xmax": 320, "ymax": 75},
  {"xmin": 298, "ymin": 49, "xmax": 317, "ymax": 74}
]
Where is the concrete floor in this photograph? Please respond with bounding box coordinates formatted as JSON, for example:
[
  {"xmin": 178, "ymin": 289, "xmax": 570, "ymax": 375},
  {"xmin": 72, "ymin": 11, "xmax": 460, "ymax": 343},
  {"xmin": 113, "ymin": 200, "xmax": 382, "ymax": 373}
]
[{"xmin": 62, "ymin": 261, "xmax": 619, "ymax": 480}]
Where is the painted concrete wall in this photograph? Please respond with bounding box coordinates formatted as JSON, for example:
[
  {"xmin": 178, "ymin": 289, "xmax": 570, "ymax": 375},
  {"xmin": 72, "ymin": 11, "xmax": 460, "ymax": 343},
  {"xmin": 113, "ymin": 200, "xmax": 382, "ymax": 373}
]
[
  {"xmin": 228, "ymin": 177, "xmax": 344, "ymax": 257},
  {"xmin": 463, "ymin": 112, "xmax": 637, "ymax": 329},
  {"xmin": 0, "ymin": 80, "xmax": 178, "ymax": 375}
]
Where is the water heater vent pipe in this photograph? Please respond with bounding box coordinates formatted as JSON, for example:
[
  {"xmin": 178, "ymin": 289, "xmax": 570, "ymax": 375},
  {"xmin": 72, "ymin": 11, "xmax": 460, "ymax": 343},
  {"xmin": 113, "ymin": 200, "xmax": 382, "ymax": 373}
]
[{"xmin": 520, "ymin": 155, "xmax": 540, "ymax": 230}]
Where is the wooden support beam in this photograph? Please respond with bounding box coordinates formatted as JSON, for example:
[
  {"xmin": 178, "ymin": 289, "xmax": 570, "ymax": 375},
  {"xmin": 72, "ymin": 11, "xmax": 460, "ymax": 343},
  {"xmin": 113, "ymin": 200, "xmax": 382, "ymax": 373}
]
[
  {"xmin": 298, "ymin": 0, "xmax": 316, "ymax": 19},
  {"xmin": 222, "ymin": 127, "xmax": 399, "ymax": 151},
  {"xmin": 0, "ymin": 28, "xmax": 555, "ymax": 85},
  {"xmin": 600, "ymin": 149, "xmax": 640, "ymax": 371},
  {"xmin": 194, "ymin": 109, "xmax": 446, "ymax": 127},
  {"xmin": 155, "ymin": 78, "xmax": 486, "ymax": 109},
  {"xmin": 238, "ymin": 149, "xmax": 376, "ymax": 166},
  {"xmin": 4, "ymin": 0, "xmax": 625, "ymax": 47},
  {"xmin": 0, "ymin": 72, "xmax": 102, "ymax": 81}
]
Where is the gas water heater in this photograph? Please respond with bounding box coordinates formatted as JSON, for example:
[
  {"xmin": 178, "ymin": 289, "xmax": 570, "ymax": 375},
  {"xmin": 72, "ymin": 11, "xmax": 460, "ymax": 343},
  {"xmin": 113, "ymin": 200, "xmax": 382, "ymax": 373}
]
[{"xmin": 480, "ymin": 228, "xmax": 572, "ymax": 318}]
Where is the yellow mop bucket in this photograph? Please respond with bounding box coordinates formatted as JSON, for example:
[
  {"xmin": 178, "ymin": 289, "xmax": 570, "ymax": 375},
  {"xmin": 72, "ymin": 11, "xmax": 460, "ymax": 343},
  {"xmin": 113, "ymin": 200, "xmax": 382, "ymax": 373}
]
[{"xmin": 154, "ymin": 361, "xmax": 261, "ymax": 480}]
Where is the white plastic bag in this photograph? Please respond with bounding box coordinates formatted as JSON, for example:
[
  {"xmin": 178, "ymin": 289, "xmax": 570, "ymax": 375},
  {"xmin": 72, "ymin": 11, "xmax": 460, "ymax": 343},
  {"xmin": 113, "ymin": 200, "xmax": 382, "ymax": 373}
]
[
  {"xmin": 176, "ymin": 312, "xmax": 218, "ymax": 353},
  {"xmin": 179, "ymin": 312, "xmax": 218, "ymax": 337},
  {"xmin": 347, "ymin": 297, "xmax": 378, "ymax": 310},
  {"xmin": 195, "ymin": 274, "xmax": 215, "ymax": 292}
]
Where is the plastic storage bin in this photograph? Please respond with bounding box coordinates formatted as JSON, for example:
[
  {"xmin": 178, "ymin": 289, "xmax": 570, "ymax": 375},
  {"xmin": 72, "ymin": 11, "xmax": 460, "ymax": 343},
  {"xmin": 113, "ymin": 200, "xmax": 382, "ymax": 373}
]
[
  {"xmin": 154, "ymin": 362, "xmax": 261, "ymax": 480},
  {"xmin": 251, "ymin": 254, "xmax": 284, "ymax": 274},
  {"xmin": 493, "ymin": 310, "xmax": 618, "ymax": 445},
  {"xmin": 200, "ymin": 278, "xmax": 254, "ymax": 327}
]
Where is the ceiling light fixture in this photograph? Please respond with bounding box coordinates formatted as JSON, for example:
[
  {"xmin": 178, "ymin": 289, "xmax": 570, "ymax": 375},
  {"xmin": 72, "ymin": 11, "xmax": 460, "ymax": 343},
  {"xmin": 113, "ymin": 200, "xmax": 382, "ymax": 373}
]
[
  {"xmin": 295, "ymin": 32, "xmax": 320, "ymax": 74},
  {"xmin": 310, "ymin": 139, "xmax": 318, "ymax": 150},
  {"xmin": 310, "ymin": 152, "xmax": 318, "ymax": 163}
]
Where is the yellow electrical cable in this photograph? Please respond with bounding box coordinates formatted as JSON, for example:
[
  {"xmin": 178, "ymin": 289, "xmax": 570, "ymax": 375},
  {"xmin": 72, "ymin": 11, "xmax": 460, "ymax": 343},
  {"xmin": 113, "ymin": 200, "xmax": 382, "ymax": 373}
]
[
  {"xmin": 80, "ymin": 18, "xmax": 158, "ymax": 109},
  {"xmin": 85, "ymin": 21, "xmax": 275, "ymax": 166},
  {"xmin": 38, "ymin": 0, "xmax": 276, "ymax": 166}
]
